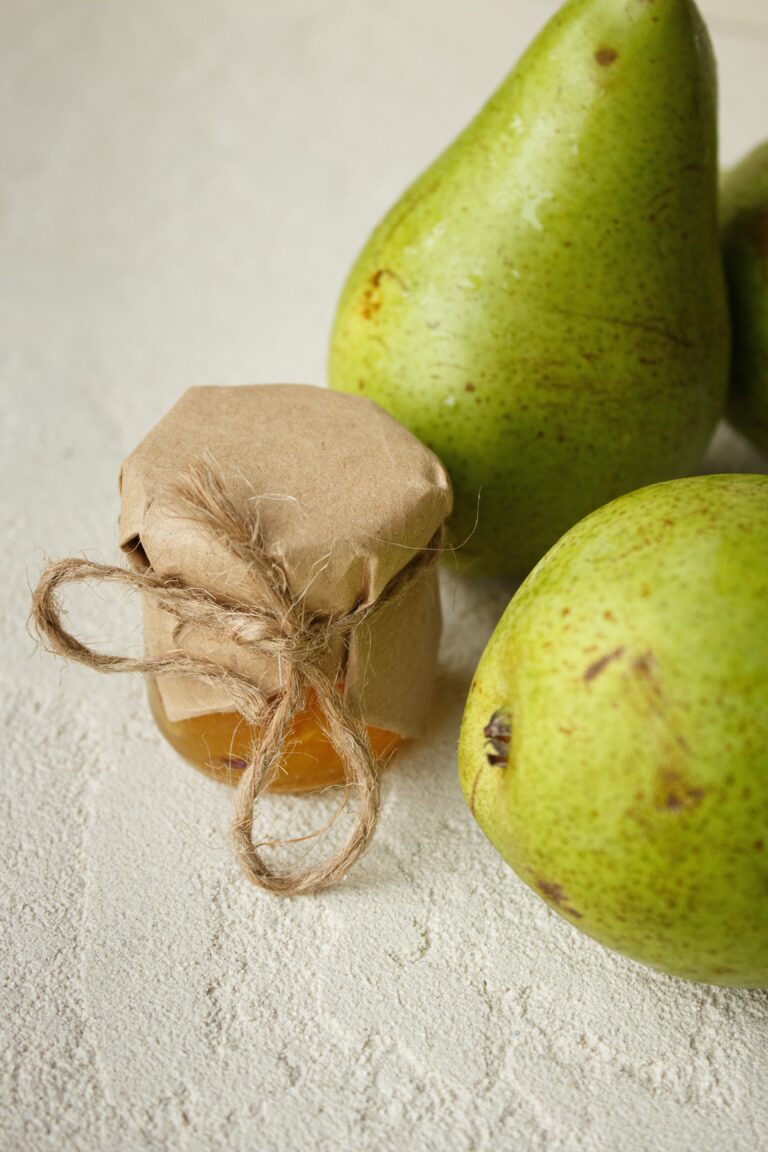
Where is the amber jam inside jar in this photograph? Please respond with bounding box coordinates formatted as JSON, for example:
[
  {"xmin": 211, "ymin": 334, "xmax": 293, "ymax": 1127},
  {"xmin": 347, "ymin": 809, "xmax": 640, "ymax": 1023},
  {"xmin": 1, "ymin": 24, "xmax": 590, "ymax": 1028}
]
[{"xmin": 147, "ymin": 677, "xmax": 401, "ymax": 793}]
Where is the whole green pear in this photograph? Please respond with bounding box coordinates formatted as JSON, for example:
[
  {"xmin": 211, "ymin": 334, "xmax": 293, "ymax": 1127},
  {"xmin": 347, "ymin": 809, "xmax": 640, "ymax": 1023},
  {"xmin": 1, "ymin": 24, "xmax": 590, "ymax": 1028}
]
[
  {"xmin": 722, "ymin": 142, "xmax": 768, "ymax": 454},
  {"xmin": 459, "ymin": 474, "xmax": 768, "ymax": 987},
  {"xmin": 329, "ymin": 0, "xmax": 729, "ymax": 577}
]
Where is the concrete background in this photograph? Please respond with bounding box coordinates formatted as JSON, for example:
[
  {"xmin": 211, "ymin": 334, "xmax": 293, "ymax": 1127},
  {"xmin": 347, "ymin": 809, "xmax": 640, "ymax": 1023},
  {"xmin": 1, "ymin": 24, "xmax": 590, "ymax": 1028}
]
[{"xmin": 3, "ymin": 2, "xmax": 768, "ymax": 1150}]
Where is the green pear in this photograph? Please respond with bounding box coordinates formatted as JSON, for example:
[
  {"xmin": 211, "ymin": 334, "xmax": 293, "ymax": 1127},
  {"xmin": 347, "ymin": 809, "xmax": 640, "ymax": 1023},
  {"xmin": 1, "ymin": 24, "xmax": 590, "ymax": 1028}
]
[
  {"xmin": 329, "ymin": 0, "xmax": 729, "ymax": 577},
  {"xmin": 459, "ymin": 474, "xmax": 768, "ymax": 987},
  {"xmin": 722, "ymin": 142, "xmax": 768, "ymax": 454}
]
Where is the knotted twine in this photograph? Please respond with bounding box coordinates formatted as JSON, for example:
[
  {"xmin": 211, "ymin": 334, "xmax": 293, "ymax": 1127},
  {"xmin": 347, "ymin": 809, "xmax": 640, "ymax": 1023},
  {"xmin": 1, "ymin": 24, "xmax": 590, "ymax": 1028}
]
[{"xmin": 30, "ymin": 460, "xmax": 442, "ymax": 896}]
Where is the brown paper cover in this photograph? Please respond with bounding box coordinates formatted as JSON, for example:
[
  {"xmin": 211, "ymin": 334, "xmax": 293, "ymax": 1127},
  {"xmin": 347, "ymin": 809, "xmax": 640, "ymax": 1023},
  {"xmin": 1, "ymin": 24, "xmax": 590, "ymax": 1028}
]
[{"xmin": 118, "ymin": 385, "xmax": 452, "ymax": 737}]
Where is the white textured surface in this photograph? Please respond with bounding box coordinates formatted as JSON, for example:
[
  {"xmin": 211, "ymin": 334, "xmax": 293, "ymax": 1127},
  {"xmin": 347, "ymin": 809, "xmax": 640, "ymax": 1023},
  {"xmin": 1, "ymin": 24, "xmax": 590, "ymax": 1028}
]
[{"xmin": 3, "ymin": 2, "xmax": 768, "ymax": 1150}]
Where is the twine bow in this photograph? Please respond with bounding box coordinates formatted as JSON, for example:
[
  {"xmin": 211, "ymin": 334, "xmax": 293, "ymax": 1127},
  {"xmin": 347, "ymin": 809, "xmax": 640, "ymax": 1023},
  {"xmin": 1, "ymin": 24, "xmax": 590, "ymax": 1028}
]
[{"xmin": 31, "ymin": 461, "xmax": 441, "ymax": 896}]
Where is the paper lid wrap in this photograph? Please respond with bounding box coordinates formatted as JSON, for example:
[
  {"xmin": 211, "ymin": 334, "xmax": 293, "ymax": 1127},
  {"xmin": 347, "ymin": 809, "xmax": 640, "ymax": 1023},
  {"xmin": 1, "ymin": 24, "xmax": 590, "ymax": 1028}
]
[{"xmin": 118, "ymin": 385, "xmax": 453, "ymax": 737}]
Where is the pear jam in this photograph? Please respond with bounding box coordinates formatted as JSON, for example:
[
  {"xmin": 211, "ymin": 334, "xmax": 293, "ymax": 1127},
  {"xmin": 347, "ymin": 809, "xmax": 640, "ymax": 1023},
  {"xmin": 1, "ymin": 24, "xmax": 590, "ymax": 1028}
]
[{"xmin": 147, "ymin": 677, "xmax": 400, "ymax": 793}]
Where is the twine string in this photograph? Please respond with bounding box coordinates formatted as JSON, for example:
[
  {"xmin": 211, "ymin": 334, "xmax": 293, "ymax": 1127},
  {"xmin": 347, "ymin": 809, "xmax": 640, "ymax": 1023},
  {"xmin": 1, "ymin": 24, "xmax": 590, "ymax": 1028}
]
[{"xmin": 30, "ymin": 461, "xmax": 439, "ymax": 896}]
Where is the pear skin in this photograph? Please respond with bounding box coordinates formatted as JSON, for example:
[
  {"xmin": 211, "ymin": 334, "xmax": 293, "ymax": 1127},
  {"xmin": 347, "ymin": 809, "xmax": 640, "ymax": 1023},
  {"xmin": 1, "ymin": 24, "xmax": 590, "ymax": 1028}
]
[
  {"xmin": 722, "ymin": 142, "xmax": 768, "ymax": 454},
  {"xmin": 459, "ymin": 474, "xmax": 768, "ymax": 987},
  {"xmin": 329, "ymin": 0, "xmax": 729, "ymax": 577}
]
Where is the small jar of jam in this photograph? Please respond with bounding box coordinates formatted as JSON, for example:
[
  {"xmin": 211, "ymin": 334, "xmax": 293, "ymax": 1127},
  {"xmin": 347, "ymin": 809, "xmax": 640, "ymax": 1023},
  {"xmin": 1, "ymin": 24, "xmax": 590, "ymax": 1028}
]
[{"xmin": 118, "ymin": 384, "xmax": 452, "ymax": 792}]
